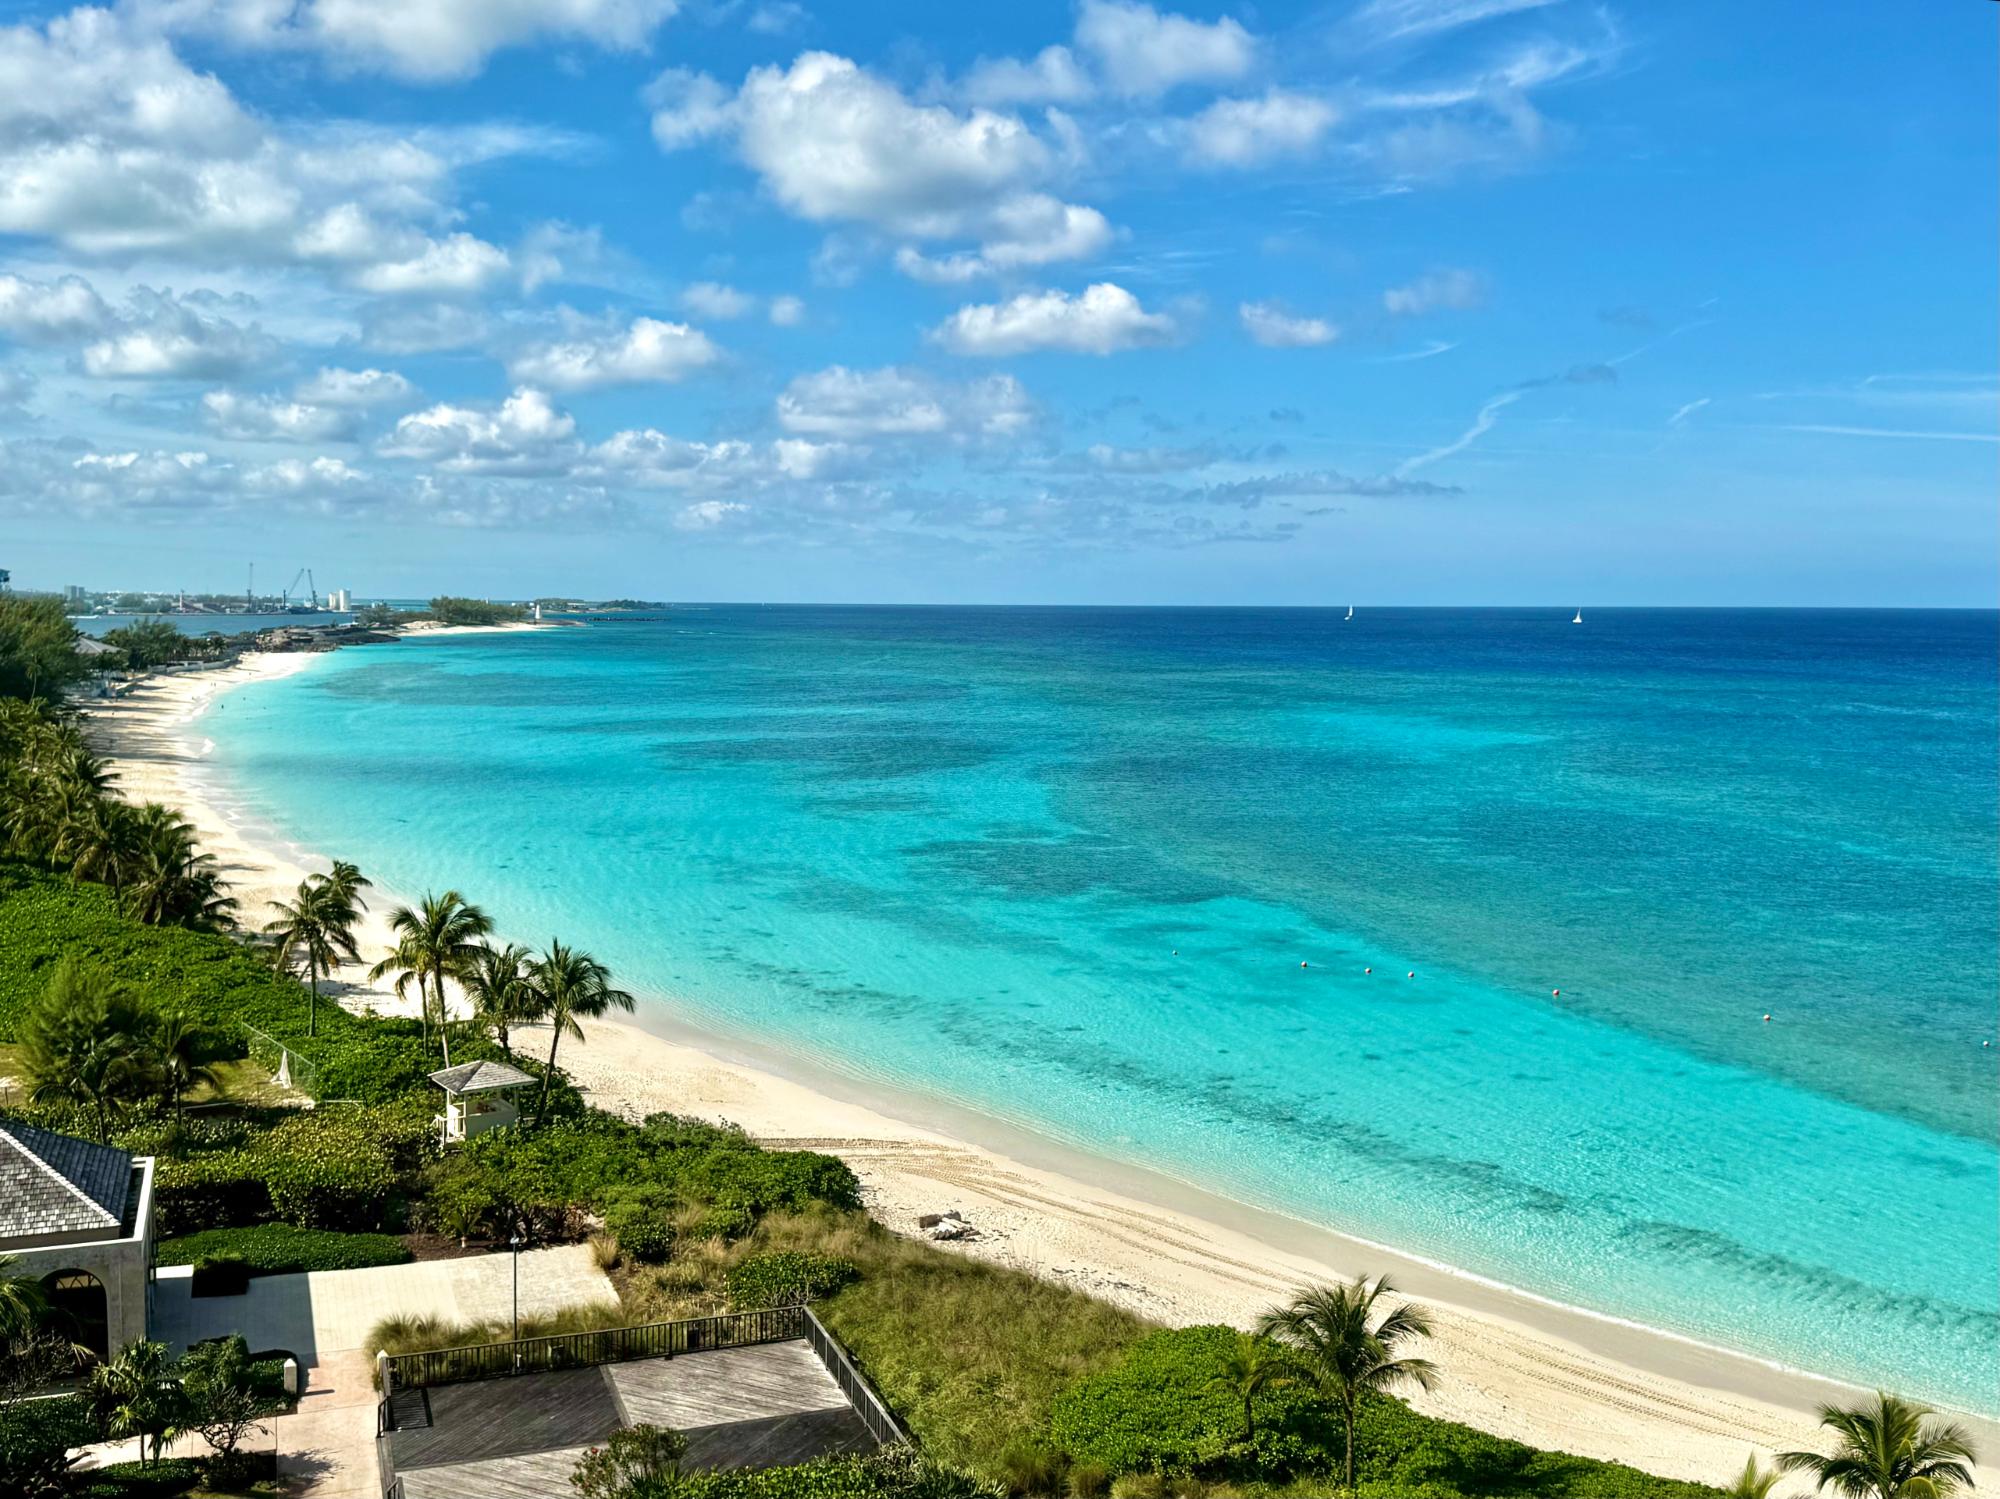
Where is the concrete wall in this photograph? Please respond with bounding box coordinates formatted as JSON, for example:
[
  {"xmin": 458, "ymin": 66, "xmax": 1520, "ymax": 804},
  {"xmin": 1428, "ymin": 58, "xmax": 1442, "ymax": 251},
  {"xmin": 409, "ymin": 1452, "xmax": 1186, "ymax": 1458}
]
[{"xmin": 0, "ymin": 1156, "xmax": 155, "ymax": 1354}]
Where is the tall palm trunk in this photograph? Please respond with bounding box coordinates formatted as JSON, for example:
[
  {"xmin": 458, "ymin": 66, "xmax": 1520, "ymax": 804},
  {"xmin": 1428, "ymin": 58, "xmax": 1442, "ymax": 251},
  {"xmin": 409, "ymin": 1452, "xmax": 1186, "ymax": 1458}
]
[
  {"xmin": 538, "ymin": 1007, "xmax": 566, "ymax": 1122},
  {"xmin": 307, "ymin": 956, "xmax": 319, "ymax": 1038},
  {"xmin": 1342, "ymin": 1397, "xmax": 1356, "ymax": 1492},
  {"xmin": 435, "ymin": 969, "xmax": 453, "ymax": 1066}
]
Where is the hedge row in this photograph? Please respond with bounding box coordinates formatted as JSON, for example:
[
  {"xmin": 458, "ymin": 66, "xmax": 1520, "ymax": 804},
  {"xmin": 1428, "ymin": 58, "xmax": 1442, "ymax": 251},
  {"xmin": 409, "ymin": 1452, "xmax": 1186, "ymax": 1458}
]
[{"xmin": 158, "ymin": 1224, "xmax": 414, "ymax": 1276}]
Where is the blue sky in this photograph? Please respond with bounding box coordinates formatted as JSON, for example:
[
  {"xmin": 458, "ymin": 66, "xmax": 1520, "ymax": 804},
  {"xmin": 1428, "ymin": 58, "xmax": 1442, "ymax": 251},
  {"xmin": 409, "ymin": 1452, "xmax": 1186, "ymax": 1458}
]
[{"xmin": 0, "ymin": 0, "xmax": 1993, "ymax": 605}]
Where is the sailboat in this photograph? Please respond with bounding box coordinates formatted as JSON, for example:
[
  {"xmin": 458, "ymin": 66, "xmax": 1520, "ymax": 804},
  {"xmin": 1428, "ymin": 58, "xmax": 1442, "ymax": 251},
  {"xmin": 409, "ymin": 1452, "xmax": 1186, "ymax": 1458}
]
[
  {"xmin": 1572, "ymin": 608, "xmax": 1583, "ymax": 624},
  {"xmin": 1345, "ymin": 604, "xmax": 1354, "ymax": 621}
]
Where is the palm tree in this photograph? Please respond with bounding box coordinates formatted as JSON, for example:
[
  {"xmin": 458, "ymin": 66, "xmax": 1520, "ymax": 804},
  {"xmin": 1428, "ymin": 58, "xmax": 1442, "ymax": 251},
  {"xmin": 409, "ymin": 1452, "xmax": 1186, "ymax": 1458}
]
[
  {"xmin": 150, "ymin": 1008, "xmax": 216, "ymax": 1124},
  {"xmin": 87, "ymin": 1340, "xmax": 184, "ymax": 1469},
  {"xmin": 369, "ymin": 891, "xmax": 492, "ymax": 1064},
  {"xmin": 464, "ymin": 942, "xmax": 541, "ymax": 1057},
  {"xmin": 324, "ymin": 858, "xmax": 372, "ymax": 912},
  {"xmin": 1778, "ymin": 1393, "xmax": 1978, "ymax": 1499},
  {"xmin": 1258, "ymin": 1276, "xmax": 1438, "ymax": 1492},
  {"xmin": 121, "ymin": 804, "xmax": 235, "ymax": 930},
  {"xmin": 1725, "ymin": 1456, "xmax": 1781, "ymax": 1499},
  {"xmin": 0, "ymin": 1254, "xmax": 50, "ymax": 1339},
  {"xmin": 1209, "ymin": 1332, "xmax": 1294, "ymax": 1444},
  {"xmin": 21, "ymin": 959, "xmax": 161, "ymax": 1142},
  {"xmin": 526, "ymin": 940, "xmax": 634, "ymax": 1121},
  {"xmin": 264, "ymin": 875, "xmax": 364, "ymax": 1036}
]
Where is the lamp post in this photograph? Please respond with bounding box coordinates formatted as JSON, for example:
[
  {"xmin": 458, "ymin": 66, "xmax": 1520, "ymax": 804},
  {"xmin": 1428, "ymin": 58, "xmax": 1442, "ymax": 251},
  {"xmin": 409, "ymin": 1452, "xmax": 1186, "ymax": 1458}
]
[{"xmin": 510, "ymin": 1233, "xmax": 523, "ymax": 1368}]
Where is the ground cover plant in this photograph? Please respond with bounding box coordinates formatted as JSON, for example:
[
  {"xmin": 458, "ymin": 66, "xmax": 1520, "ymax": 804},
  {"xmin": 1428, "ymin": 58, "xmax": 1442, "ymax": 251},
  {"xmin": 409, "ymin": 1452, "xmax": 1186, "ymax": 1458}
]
[{"xmin": 155, "ymin": 1226, "xmax": 413, "ymax": 1277}]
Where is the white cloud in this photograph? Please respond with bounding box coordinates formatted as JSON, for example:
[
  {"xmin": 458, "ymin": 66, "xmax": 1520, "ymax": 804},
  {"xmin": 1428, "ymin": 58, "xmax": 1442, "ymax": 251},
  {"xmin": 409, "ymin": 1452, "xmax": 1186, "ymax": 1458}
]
[
  {"xmin": 776, "ymin": 365, "xmax": 1035, "ymax": 440},
  {"xmin": 962, "ymin": 45, "xmax": 1095, "ymax": 106},
  {"xmin": 1187, "ymin": 91, "xmax": 1338, "ymax": 166},
  {"xmin": 201, "ymin": 389, "xmax": 354, "ymax": 441},
  {"xmin": 1383, "ymin": 267, "xmax": 1486, "ymax": 316},
  {"xmin": 894, "ymin": 196, "xmax": 1113, "ymax": 283},
  {"xmin": 378, "ymin": 387, "xmax": 578, "ymax": 472},
  {"xmin": 767, "ymin": 294, "xmax": 805, "ymax": 327},
  {"xmin": 296, "ymin": 366, "xmax": 413, "ymax": 406},
  {"xmin": 674, "ymin": 498, "xmax": 749, "ymax": 530},
  {"xmin": 1239, "ymin": 301, "xmax": 1338, "ymax": 348},
  {"xmin": 1073, "ymin": 0, "xmax": 1256, "ymax": 98},
  {"xmin": 1350, "ymin": 0, "xmax": 1560, "ymax": 45},
  {"xmin": 1396, "ymin": 390, "xmax": 1519, "ymax": 474},
  {"xmin": 681, "ymin": 282, "xmax": 756, "ymax": 320},
  {"xmin": 508, "ymin": 316, "xmax": 722, "ymax": 391},
  {"xmin": 358, "ymin": 301, "xmax": 491, "ymax": 354},
  {"xmin": 353, "ymin": 233, "xmax": 512, "ymax": 294},
  {"xmin": 0, "ymin": 272, "xmax": 111, "ymax": 342},
  {"xmin": 128, "ymin": 0, "xmax": 682, "ymax": 83},
  {"xmin": 1667, "ymin": 397, "xmax": 1710, "ymax": 427},
  {"xmin": 80, "ymin": 289, "xmax": 274, "ymax": 378},
  {"xmin": 931, "ymin": 283, "xmax": 1175, "ymax": 357},
  {"xmin": 650, "ymin": 52, "xmax": 1108, "ymax": 277}
]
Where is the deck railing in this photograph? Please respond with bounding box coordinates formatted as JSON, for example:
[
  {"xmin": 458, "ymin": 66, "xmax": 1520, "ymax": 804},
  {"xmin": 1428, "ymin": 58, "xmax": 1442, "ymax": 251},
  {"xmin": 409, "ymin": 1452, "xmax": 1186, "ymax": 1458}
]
[
  {"xmin": 381, "ymin": 1306, "xmax": 808, "ymax": 1392},
  {"xmin": 800, "ymin": 1307, "xmax": 906, "ymax": 1448}
]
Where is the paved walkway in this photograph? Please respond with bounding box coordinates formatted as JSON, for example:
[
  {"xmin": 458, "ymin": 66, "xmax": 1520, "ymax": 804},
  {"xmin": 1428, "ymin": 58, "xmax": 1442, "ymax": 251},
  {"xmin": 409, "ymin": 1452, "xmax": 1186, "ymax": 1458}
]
[{"xmin": 152, "ymin": 1244, "xmax": 618, "ymax": 1364}]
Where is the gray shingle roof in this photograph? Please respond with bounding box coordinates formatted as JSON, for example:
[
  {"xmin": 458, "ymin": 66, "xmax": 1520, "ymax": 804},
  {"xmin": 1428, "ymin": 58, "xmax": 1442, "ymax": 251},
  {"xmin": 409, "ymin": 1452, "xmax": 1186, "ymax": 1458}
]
[
  {"xmin": 429, "ymin": 1059, "xmax": 535, "ymax": 1095},
  {"xmin": 0, "ymin": 1120, "xmax": 133, "ymax": 1240}
]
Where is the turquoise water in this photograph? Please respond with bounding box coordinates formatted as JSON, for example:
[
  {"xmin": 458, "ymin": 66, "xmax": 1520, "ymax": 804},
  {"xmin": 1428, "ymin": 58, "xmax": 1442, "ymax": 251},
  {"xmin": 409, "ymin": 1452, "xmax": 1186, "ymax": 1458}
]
[{"xmin": 208, "ymin": 608, "xmax": 1998, "ymax": 1407}]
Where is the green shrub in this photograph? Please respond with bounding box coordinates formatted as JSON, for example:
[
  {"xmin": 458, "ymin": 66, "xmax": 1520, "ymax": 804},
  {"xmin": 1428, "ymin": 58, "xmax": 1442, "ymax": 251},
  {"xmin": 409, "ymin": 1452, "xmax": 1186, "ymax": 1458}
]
[
  {"xmin": 72, "ymin": 1456, "xmax": 206, "ymax": 1498},
  {"xmin": 190, "ymin": 1252, "xmax": 251, "ymax": 1297},
  {"xmin": 1048, "ymin": 1326, "xmax": 1330, "ymax": 1481},
  {"xmin": 260, "ymin": 1112, "xmax": 401, "ymax": 1229},
  {"xmin": 661, "ymin": 1449, "xmax": 1001, "ymax": 1499},
  {"xmin": 152, "ymin": 1150, "xmax": 271, "ymax": 1234},
  {"xmin": 0, "ymin": 1391, "xmax": 95, "ymax": 1497},
  {"xmin": 160, "ymin": 1224, "xmax": 413, "ymax": 1276},
  {"xmin": 727, "ymin": 1252, "xmax": 859, "ymax": 1310},
  {"xmin": 572, "ymin": 1424, "xmax": 688, "ymax": 1499},
  {"xmin": 605, "ymin": 1196, "xmax": 677, "ymax": 1263}
]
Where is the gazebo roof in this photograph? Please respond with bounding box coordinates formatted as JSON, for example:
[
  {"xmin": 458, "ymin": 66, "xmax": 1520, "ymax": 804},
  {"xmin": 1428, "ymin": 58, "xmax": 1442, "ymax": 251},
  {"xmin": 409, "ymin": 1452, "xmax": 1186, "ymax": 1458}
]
[
  {"xmin": 428, "ymin": 1059, "xmax": 536, "ymax": 1095},
  {"xmin": 0, "ymin": 1119, "xmax": 133, "ymax": 1240}
]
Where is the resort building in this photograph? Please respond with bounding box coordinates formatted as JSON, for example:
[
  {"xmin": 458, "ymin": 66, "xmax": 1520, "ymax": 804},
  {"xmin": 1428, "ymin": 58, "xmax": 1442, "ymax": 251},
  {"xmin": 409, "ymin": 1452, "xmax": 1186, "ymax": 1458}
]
[
  {"xmin": 0, "ymin": 1120, "xmax": 157, "ymax": 1361},
  {"xmin": 429, "ymin": 1059, "xmax": 536, "ymax": 1146}
]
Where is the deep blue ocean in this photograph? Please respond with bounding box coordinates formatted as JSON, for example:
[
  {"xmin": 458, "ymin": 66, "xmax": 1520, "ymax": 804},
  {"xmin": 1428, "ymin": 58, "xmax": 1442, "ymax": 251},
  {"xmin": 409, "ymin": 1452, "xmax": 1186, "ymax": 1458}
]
[{"xmin": 206, "ymin": 607, "xmax": 1998, "ymax": 1408}]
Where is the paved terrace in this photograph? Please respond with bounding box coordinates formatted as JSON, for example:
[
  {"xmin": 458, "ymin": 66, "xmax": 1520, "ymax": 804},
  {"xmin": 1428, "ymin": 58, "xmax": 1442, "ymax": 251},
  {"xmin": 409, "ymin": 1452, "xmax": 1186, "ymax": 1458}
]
[{"xmin": 387, "ymin": 1341, "xmax": 881, "ymax": 1498}]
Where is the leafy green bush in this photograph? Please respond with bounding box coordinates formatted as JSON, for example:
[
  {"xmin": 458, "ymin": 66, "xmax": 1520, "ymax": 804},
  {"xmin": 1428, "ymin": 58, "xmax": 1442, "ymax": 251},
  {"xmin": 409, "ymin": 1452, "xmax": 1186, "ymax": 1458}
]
[
  {"xmin": 261, "ymin": 1112, "xmax": 400, "ymax": 1229},
  {"xmin": 1049, "ymin": 1326, "xmax": 1331, "ymax": 1481},
  {"xmin": 656, "ymin": 1449, "xmax": 1001, "ymax": 1499},
  {"xmin": 727, "ymin": 1252, "xmax": 859, "ymax": 1310},
  {"xmin": 153, "ymin": 1149, "xmax": 271, "ymax": 1234},
  {"xmin": 159, "ymin": 1224, "xmax": 413, "ymax": 1276},
  {"xmin": 190, "ymin": 1252, "xmax": 251, "ymax": 1297},
  {"xmin": 605, "ymin": 1193, "xmax": 677, "ymax": 1263},
  {"xmin": 0, "ymin": 1391, "xmax": 96, "ymax": 1497},
  {"xmin": 71, "ymin": 1456, "xmax": 206, "ymax": 1499}
]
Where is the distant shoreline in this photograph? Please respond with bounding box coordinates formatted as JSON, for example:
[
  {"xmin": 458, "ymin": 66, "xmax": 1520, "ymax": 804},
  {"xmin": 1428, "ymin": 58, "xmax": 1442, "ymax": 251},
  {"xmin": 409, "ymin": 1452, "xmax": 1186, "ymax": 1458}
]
[{"xmin": 79, "ymin": 646, "xmax": 2000, "ymax": 1484}]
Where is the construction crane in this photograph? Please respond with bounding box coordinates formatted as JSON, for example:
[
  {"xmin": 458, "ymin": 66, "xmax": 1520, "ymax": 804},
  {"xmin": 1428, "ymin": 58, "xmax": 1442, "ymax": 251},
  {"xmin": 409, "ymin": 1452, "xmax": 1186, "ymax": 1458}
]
[
  {"xmin": 283, "ymin": 567, "xmax": 306, "ymax": 610},
  {"xmin": 306, "ymin": 569, "xmax": 317, "ymax": 610}
]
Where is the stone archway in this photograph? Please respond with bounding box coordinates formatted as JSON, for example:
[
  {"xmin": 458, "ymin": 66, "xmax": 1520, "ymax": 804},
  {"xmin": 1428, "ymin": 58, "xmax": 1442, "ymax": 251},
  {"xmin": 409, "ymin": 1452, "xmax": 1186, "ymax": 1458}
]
[{"xmin": 42, "ymin": 1269, "xmax": 109, "ymax": 1363}]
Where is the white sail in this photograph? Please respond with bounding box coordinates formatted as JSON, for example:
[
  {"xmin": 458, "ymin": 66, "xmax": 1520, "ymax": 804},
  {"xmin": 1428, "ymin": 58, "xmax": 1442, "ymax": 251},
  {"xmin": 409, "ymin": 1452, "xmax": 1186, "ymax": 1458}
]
[{"xmin": 1572, "ymin": 608, "xmax": 1583, "ymax": 624}]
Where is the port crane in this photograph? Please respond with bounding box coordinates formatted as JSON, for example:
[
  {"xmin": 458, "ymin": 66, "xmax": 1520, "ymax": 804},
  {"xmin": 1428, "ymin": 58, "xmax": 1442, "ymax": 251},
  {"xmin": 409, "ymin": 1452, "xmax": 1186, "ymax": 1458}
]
[{"xmin": 281, "ymin": 568, "xmax": 319, "ymax": 611}]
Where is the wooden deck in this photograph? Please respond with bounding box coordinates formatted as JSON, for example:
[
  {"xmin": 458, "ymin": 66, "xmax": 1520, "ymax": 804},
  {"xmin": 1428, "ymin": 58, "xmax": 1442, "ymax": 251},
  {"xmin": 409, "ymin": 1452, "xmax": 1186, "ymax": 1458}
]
[{"xmin": 386, "ymin": 1339, "xmax": 879, "ymax": 1494}]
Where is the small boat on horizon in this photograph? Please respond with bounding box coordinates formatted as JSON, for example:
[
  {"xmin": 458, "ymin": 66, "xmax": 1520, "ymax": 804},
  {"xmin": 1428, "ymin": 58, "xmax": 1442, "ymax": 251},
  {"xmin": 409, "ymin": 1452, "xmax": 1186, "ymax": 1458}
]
[
  {"xmin": 1572, "ymin": 608, "xmax": 1583, "ymax": 624},
  {"xmin": 1346, "ymin": 604, "xmax": 1354, "ymax": 621}
]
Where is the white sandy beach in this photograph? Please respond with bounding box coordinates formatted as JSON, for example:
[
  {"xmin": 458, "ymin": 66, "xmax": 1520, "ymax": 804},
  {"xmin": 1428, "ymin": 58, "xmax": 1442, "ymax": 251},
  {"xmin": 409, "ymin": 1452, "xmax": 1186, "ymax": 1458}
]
[{"xmin": 82, "ymin": 648, "xmax": 2000, "ymax": 1487}]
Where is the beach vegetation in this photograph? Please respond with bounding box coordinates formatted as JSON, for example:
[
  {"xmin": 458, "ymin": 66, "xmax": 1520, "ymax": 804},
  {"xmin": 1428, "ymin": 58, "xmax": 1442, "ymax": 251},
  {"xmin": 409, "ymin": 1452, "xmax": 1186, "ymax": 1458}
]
[
  {"xmin": 1722, "ymin": 1456, "xmax": 1779, "ymax": 1499},
  {"xmin": 157, "ymin": 1225, "xmax": 413, "ymax": 1278},
  {"xmin": 262, "ymin": 867, "xmax": 369, "ymax": 1037},
  {"xmin": 1258, "ymin": 1277, "xmax": 1439, "ymax": 1493},
  {"xmin": 526, "ymin": 939, "xmax": 636, "ymax": 1120},
  {"xmin": 368, "ymin": 889, "xmax": 493, "ymax": 1061},
  {"xmin": 176, "ymin": 1335, "xmax": 286, "ymax": 1483},
  {"xmin": 427, "ymin": 596, "xmax": 528, "ymax": 627},
  {"xmin": 724, "ymin": 1251, "xmax": 860, "ymax": 1310},
  {"xmin": 1776, "ymin": 1392, "xmax": 1977, "ymax": 1499},
  {"xmin": 97, "ymin": 619, "xmax": 192, "ymax": 672},
  {"xmin": 0, "ymin": 594, "xmax": 93, "ymax": 702},
  {"xmin": 19, "ymin": 958, "xmax": 167, "ymax": 1140},
  {"xmin": 463, "ymin": 940, "xmax": 540, "ymax": 1056},
  {"xmin": 573, "ymin": 1423, "xmax": 689, "ymax": 1499}
]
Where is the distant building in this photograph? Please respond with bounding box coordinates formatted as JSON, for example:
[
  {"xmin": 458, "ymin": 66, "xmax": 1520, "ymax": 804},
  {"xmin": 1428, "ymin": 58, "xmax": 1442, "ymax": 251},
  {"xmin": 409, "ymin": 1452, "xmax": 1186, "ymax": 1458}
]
[
  {"xmin": 0, "ymin": 566, "xmax": 11, "ymax": 591},
  {"xmin": 64, "ymin": 585, "xmax": 87, "ymax": 606},
  {"xmin": 0, "ymin": 1120, "xmax": 157, "ymax": 1361},
  {"xmin": 326, "ymin": 588, "xmax": 351, "ymax": 611}
]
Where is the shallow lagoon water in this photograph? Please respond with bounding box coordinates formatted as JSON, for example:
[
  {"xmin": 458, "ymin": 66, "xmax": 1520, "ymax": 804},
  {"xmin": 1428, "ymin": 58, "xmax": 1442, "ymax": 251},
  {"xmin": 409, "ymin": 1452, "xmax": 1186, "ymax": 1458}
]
[{"xmin": 209, "ymin": 607, "xmax": 1999, "ymax": 1408}]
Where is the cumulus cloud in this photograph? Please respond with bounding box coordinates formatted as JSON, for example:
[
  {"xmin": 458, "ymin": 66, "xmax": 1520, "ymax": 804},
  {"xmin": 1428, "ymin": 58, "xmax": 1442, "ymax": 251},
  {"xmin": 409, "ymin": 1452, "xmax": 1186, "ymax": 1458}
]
[
  {"xmin": 201, "ymin": 389, "xmax": 354, "ymax": 441},
  {"xmin": 648, "ymin": 53, "xmax": 1110, "ymax": 279},
  {"xmin": 680, "ymin": 282, "xmax": 756, "ymax": 320},
  {"xmin": 931, "ymin": 283, "xmax": 1175, "ymax": 357},
  {"xmin": 767, "ymin": 294, "xmax": 806, "ymax": 327},
  {"xmin": 80, "ymin": 289, "xmax": 275, "ymax": 378},
  {"xmin": 0, "ymin": 272, "xmax": 111, "ymax": 342},
  {"xmin": 1187, "ymin": 91, "xmax": 1338, "ymax": 166},
  {"xmin": 378, "ymin": 387, "xmax": 578, "ymax": 472},
  {"xmin": 1383, "ymin": 267, "xmax": 1486, "ymax": 316},
  {"xmin": 508, "ymin": 316, "xmax": 722, "ymax": 391},
  {"xmin": 1239, "ymin": 301, "xmax": 1338, "ymax": 348},
  {"xmin": 127, "ymin": 0, "xmax": 682, "ymax": 83},
  {"xmin": 0, "ymin": 9, "xmax": 568, "ymax": 267},
  {"xmin": 776, "ymin": 365, "xmax": 1035, "ymax": 440},
  {"xmin": 962, "ymin": 45, "xmax": 1095, "ymax": 106},
  {"xmin": 295, "ymin": 366, "xmax": 414, "ymax": 406},
  {"xmin": 352, "ymin": 233, "xmax": 512, "ymax": 295},
  {"xmin": 1073, "ymin": 0, "xmax": 1256, "ymax": 97},
  {"xmin": 674, "ymin": 498, "xmax": 749, "ymax": 530}
]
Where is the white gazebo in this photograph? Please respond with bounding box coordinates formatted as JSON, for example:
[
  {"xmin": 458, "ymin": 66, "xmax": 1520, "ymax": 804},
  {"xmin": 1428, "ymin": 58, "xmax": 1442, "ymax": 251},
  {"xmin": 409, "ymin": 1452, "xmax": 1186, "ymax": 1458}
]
[{"xmin": 428, "ymin": 1059, "xmax": 536, "ymax": 1146}]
